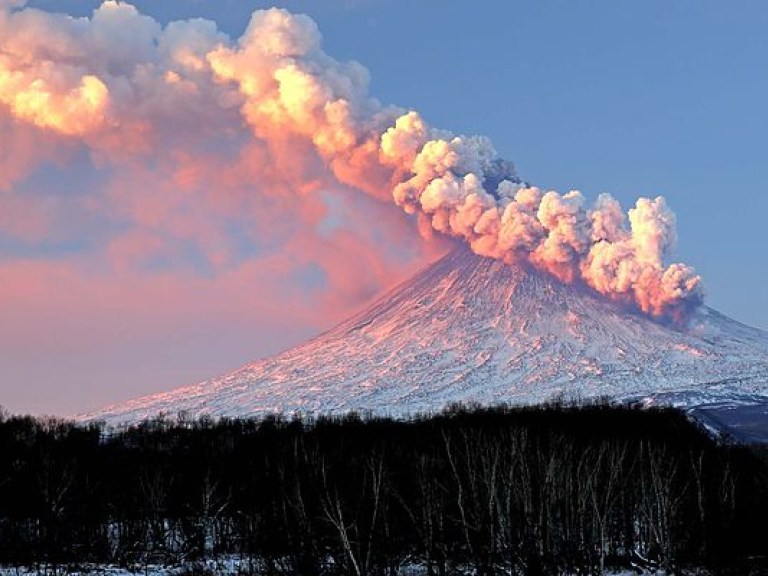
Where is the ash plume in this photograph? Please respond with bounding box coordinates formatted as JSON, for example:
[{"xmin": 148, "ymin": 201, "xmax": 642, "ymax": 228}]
[{"xmin": 0, "ymin": 2, "xmax": 702, "ymax": 321}]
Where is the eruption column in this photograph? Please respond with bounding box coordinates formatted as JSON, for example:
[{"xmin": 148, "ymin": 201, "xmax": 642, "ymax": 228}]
[{"xmin": 0, "ymin": 2, "xmax": 703, "ymax": 321}]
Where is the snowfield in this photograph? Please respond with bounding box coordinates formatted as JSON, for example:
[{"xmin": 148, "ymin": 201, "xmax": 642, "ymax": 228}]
[
  {"xmin": 85, "ymin": 248, "xmax": 768, "ymax": 430},
  {"xmin": 0, "ymin": 561, "xmax": 673, "ymax": 576}
]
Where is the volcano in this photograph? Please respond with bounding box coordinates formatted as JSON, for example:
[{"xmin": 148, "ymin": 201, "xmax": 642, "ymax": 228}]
[{"xmin": 88, "ymin": 248, "xmax": 768, "ymax": 435}]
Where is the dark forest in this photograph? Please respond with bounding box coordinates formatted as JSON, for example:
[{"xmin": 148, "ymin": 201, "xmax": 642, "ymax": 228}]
[{"xmin": 0, "ymin": 403, "xmax": 766, "ymax": 575}]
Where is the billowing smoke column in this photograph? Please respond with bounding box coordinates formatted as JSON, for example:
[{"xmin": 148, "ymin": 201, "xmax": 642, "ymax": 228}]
[{"xmin": 0, "ymin": 2, "xmax": 702, "ymax": 321}]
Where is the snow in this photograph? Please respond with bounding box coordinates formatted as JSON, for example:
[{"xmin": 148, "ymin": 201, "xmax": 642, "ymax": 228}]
[
  {"xmin": 0, "ymin": 563, "xmax": 673, "ymax": 576},
  {"xmin": 83, "ymin": 248, "xmax": 768, "ymax": 427}
]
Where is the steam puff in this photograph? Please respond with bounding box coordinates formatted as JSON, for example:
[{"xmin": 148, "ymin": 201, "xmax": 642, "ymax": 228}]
[
  {"xmin": 0, "ymin": 2, "xmax": 702, "ymax": 321},
  {"xmin": 379, "ymin": 109, "xmax": 701, "ymax": 318}
]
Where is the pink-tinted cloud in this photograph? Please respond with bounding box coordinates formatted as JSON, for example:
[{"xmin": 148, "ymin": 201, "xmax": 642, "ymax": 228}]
[
  {"xmin": 0, "ymin": 2, "xmax": 704, "ymax": 414},
  {"xmin": 0, "ymin": 1, "xmax": 702, "ymax": 320}
]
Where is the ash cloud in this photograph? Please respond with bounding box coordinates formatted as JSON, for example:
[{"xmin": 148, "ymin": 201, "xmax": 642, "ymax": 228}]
[{"xmin": 0, "ymin": 2, "xmax": 703, "ymax": 322}]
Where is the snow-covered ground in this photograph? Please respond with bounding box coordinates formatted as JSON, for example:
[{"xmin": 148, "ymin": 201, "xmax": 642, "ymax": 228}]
[
  {"xmin": 0, "ymin": 561, "xmax": 674, "ymax": 576},
  {"xmin": 85, "ymin": 248, "xmax": 768, "ymax": 429},
  {"xmin": 0, "ymin": 558, "xmax": 249, "ymax": 576}
]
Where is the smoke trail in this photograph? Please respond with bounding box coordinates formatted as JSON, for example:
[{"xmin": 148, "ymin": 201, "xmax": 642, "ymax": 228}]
[{"xmin": 0, "ymin": 2, "xmax": 702, "ymax": 321}]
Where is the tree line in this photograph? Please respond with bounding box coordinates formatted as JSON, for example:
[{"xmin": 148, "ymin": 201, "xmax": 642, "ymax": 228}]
[{"xmin": 0, "ymin": 402, "xmax": 766, "ymax": 575}]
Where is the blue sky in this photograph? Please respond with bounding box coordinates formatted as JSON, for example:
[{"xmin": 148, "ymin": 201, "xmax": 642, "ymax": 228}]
[
  {"xmin": 4, "ymin": 0, "xmax": 767, "ymax": 415},
  {"xmin": 80, "ymin": 0, "xmax": 767, "ymax": 327}
]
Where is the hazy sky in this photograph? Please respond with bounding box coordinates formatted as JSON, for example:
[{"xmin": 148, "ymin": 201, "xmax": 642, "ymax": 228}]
[{"xmin": 2, "ymin": 1, "xmax": 767, "ymax": 416}]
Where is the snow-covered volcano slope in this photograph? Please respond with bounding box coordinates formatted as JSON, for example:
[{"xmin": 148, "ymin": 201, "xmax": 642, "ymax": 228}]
[{"xmin": 87, "ymin": 248, "xmax": 768, "ymax": 426}]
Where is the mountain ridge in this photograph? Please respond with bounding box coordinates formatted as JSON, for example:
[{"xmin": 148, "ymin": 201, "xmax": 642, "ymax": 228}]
[{"xmin": 85, "ymin": 248, "xmax": 768, "ymax": 426}]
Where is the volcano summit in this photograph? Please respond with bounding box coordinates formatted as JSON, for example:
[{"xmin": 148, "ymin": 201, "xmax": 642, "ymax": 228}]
[{"xmin": 89, "ymin": 248, "xmax": 768, "ymax": 429}]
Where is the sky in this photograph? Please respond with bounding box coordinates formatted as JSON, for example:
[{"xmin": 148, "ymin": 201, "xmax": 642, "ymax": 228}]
[{"xmin": 1, "ymin": 0, "xmax": 767, "ymax": 416}]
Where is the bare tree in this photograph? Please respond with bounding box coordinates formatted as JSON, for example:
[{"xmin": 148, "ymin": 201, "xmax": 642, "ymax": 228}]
[
  {"xmin": 319, "ymin": 449, "xmax": 388, "ymax": 576},
  {"xmin": 187, "ymin": 470, "xmax": 230, "ymax": 559}
]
